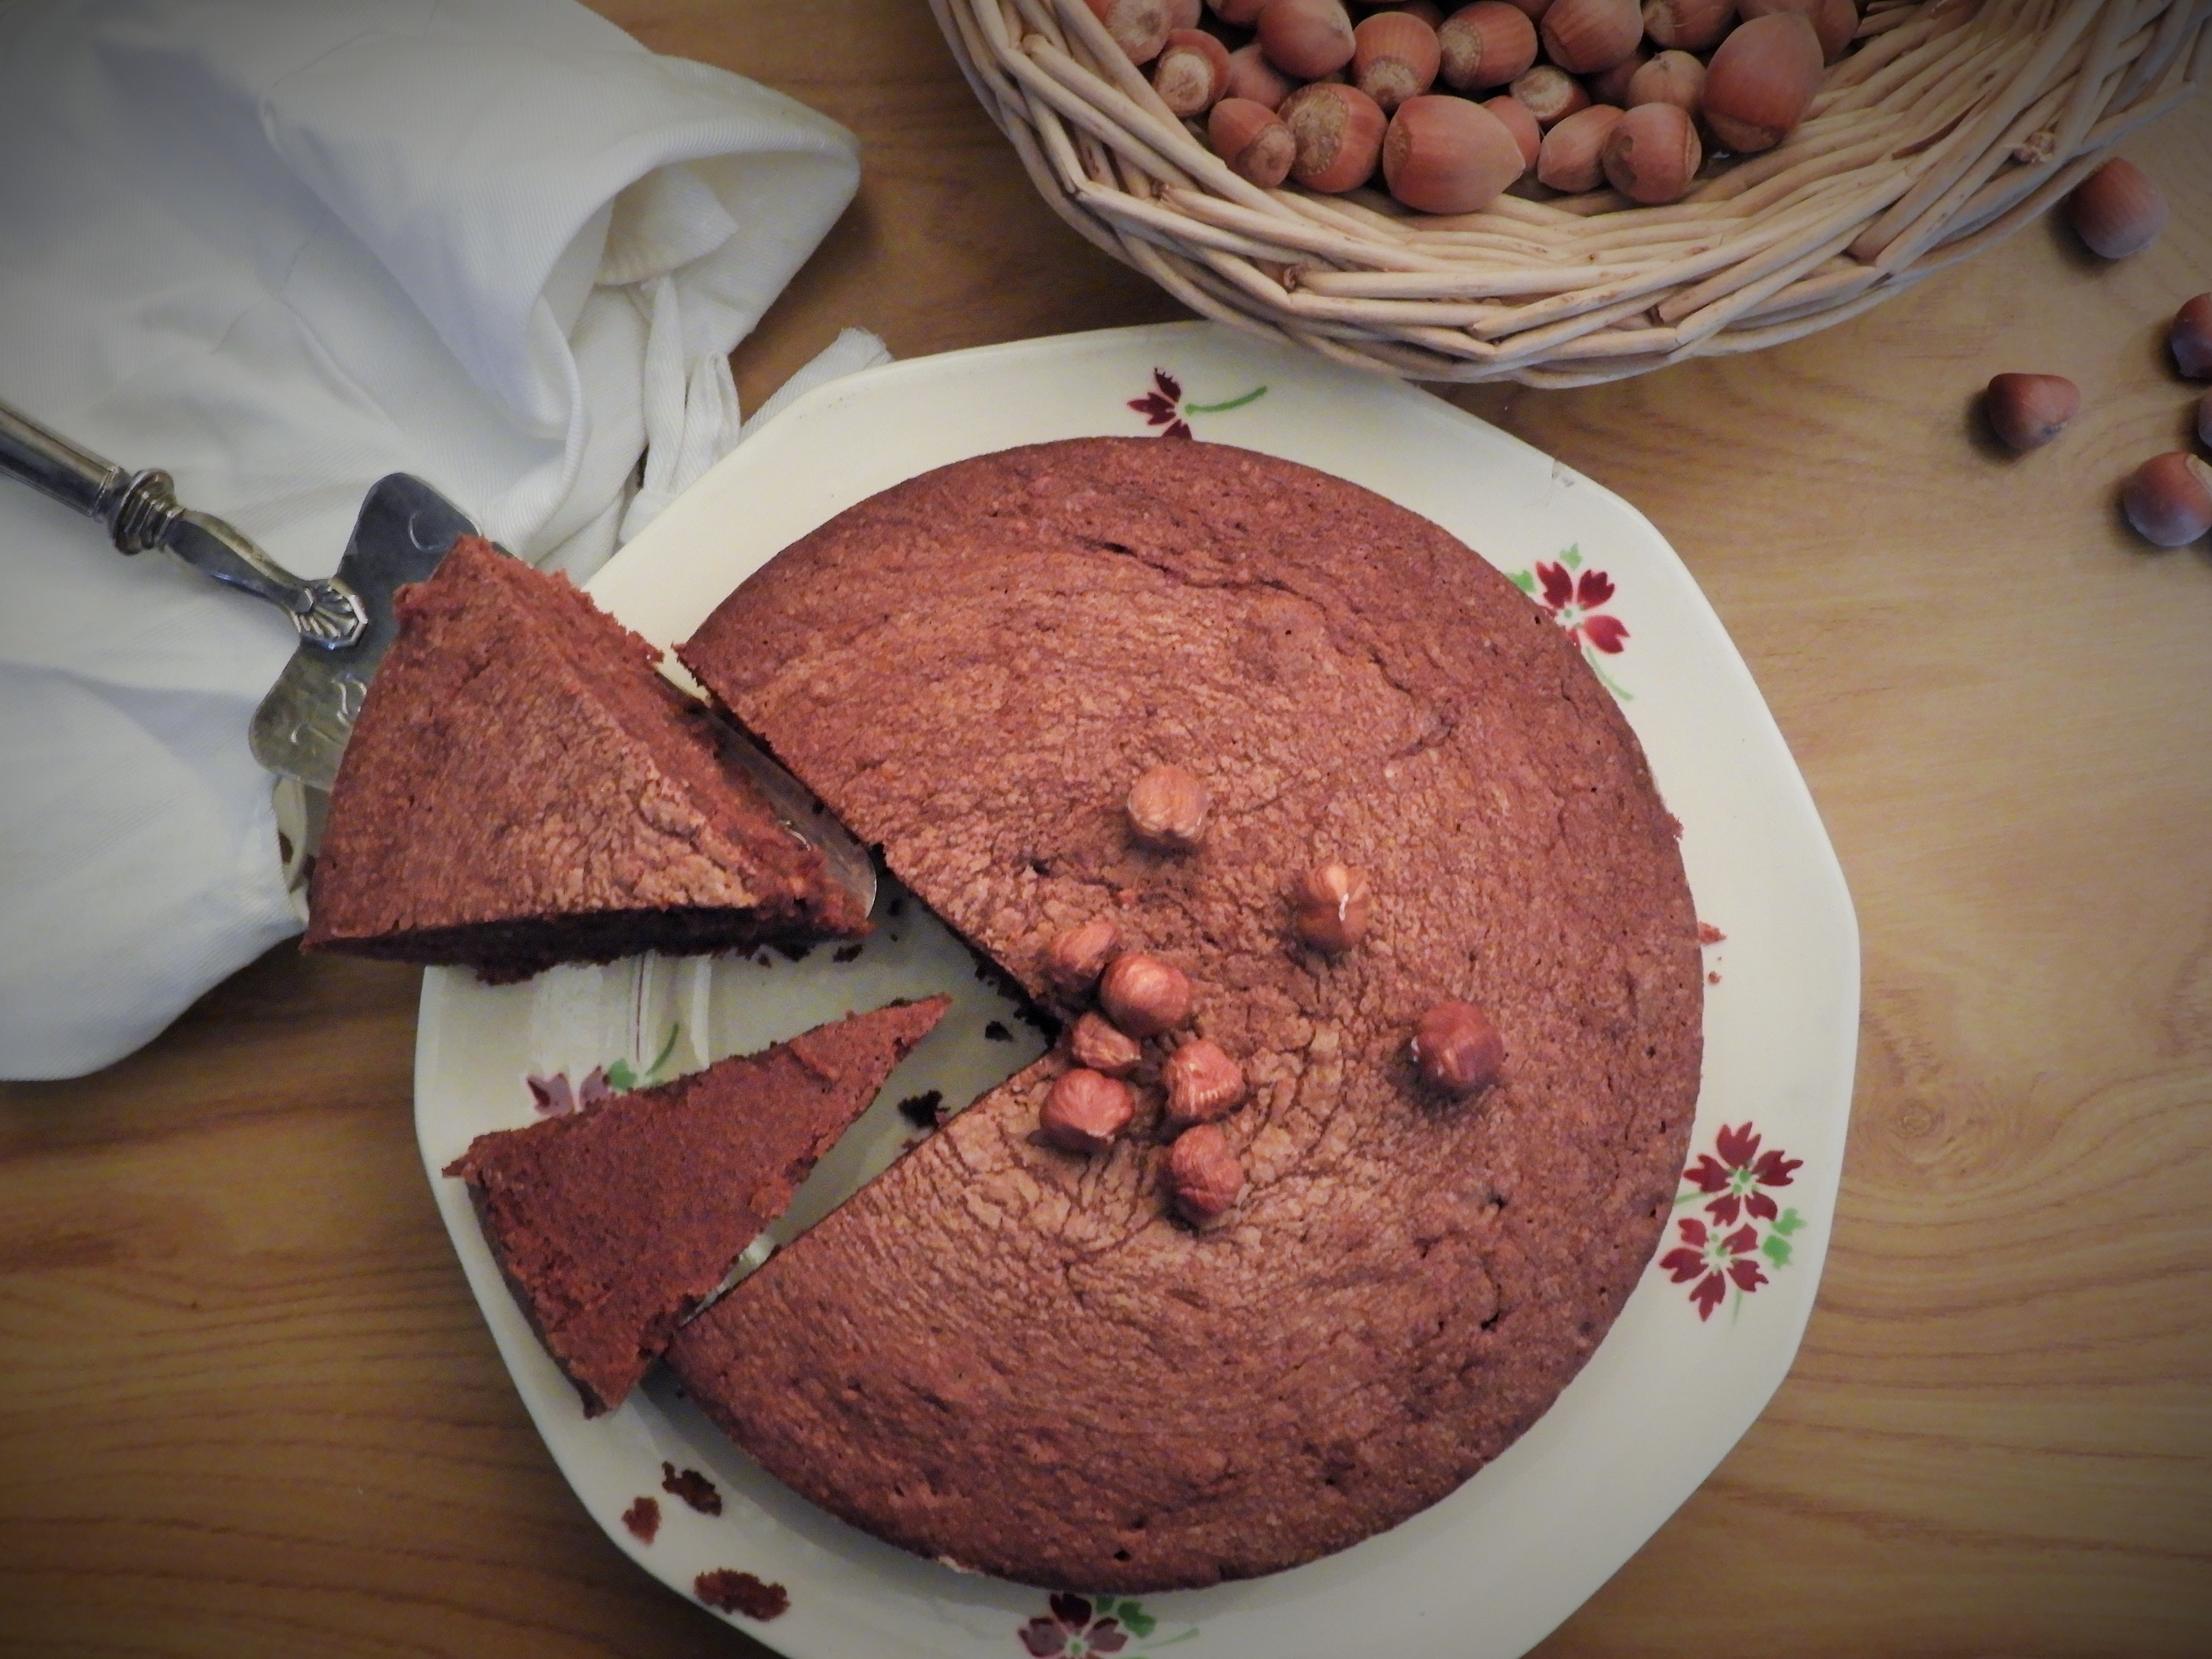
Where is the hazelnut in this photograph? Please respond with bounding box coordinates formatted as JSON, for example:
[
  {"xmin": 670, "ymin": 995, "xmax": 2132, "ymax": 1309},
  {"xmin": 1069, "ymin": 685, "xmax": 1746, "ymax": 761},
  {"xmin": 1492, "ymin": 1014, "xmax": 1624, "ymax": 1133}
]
[
  {"xmin": 1167, "ymin": 0, "xmax": 1202, "ymax": 23},
  {"xmin": 1209, "ymin": 96, "xmax": 1298, "ymax": 187},
  {"xmin": 1384, "ymin": 94, "xmax": 1527, "ymax": 214},
  {"xmin": 2170, "ymin": 294, "xmax": 2212, "ymax": 379},
  {"xmin": 1126, "ymin": 763, "xmax": 1211, "ymax": 851},
  {"xmin": 1069, "ymin": 1010, "xmax": 1145, "ymax": 1078},
  {"xmin": 1212, "ymin": 0, "xmax": 1270, "ymax": 21},
  {"xmin": 1537, "ymin": 103, "xmax": 1625, "ymax": 194},
  {"xmin": 1353, "ymin": 10, "xmax": 1442, "ymax": 111},
  {"xmin": 1540, "ymin": 0, "xmax": 1642, "ymax": 75},
  {"xmin": 1224, "ymin": 41, "xmax": 1298, "ymax": 109},
  {"xmin": 1374, "ymin": 0, "xmax": 1447, "ymax": 23},
  {"xmin": 1641, "ymin": 0, "xmax": 1733, "ymax": 51},
  {"xmin": 1281, "ymin": 82, "xmax": 1388, "ymax": 192},
  {"xmin": 1291, "ymin": 862, "xmax": 1371, "ymax": 954},
  {"xmin": 2066, "ymin": 158, "xmax": 2168, "ymax": 259},
  {"xmin": 2121, "ymin": 453, "xmax": 2212, "ymax": 547},
  {"xmin": 1982, "ymin": 373, "xmax": 2080, "ymax": 453},
  {"xmin": 1483, "ymin": 94, "xmax": 1543, "ymax": 172},
  {"xmin": 1703, "ymin": 12, "xmax": 1823, "ymax": 154},
  {"xmin": 1628, "ymin": 49, "xmax": 1706, "ymax": 117},
  {"xmin": 1040, "ymin": 1067, "xmax": 1137, "ymax": 1155},
  {"xmin": 1587, "ymin": 45, "xmax": 1648, "ymax": 108},
  {"xmin": 1508, "ymin": 63, "xmax": 1589, "ymax": 126},
  {"xmin": 2199, "ymin": 390, "xmax": 2212, "ymax": 450},
  {"xmin": 1163, "ymin": 1038, "xmax": 1247, "ymax": 1129},
  {"xmin": 1100, "ymin": 952, "xmax": 1194, "ymax": 1037},
  {"xmin": 1257, "ymin": 0, "xmax": 1358, "ymax": 79},
  {"xmin": 1084, "ymin": 0, "xmax": 1173, "ymax": 64},
  {"xmin": 1154, "ymin": 28, "xmax": 1232, "ymax": 116},
  {"xmin": 1166, "ymin": 1123, "xmax": 1245, "ymax": 1222},
  {"xmin": 1437, "ymin": 2, "xmax": 1537, "ymax": 93},
  {"xmin": 1044, "ymin": 918, "xmax": 1122, "ymax": 998},
  {"xmin": 1412, "ymin": 1000, "xmax": 1505, "ymax": 1097},
  {"xmin": 1739, "ymin": 0, "xmax": 1857, "ymax": 62},
  {"xmin": 1601, "ymin": 99, "xmax": 1703, "ymax": 205}
]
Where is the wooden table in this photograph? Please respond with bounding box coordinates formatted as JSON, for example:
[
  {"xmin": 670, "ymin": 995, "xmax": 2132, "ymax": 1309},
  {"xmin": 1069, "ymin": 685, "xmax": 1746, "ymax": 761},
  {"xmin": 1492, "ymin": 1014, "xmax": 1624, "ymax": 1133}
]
[{"xmin": 3, "ymin": 6, "xmax": 2208, "ymax": 1654}]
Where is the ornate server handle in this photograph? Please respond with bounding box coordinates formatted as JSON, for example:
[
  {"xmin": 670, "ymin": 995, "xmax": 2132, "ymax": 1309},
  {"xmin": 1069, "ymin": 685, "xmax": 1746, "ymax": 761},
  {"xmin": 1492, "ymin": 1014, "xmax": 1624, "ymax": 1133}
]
[{"xmin": 0, "ymin": 397, "xmax": 365, "ymax": 648}]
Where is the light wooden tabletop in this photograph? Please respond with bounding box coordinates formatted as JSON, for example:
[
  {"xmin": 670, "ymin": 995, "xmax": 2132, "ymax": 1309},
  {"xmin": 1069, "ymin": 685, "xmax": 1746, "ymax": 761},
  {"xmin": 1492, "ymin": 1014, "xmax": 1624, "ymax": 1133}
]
[{"xmin": 3, "ymin": 5, "xmax": 2208, "ymax": 1655}]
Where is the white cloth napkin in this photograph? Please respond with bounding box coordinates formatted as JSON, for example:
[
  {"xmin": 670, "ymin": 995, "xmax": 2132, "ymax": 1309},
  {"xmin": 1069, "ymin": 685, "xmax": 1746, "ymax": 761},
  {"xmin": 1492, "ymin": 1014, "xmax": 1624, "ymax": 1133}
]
[{"xmin": 0, "ymin": 0, "xmax": 873, "ymax": 1080}]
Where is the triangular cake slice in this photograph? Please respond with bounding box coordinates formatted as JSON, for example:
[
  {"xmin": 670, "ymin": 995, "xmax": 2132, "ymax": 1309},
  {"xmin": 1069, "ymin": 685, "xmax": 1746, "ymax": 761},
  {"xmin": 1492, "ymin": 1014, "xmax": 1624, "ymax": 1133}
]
[
  {"xmin": 303, "ymin": 536, "xmax": 868, "ymax": 983},
  {"xmin": 444, "ymin": 996, "xmax": 949, "ymax": 1416}
]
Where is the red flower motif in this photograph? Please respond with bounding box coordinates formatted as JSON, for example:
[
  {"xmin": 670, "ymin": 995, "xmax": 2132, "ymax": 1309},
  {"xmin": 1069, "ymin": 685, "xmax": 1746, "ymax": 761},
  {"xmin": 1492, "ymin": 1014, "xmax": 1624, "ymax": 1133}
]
[
  {"xmin": 1659, "ymin": 1215, "xmax": 1767, "ymax": 1320},
  {"xmin": 1534, "ymin": 560, "xmax": 1628, "ymax": 654},
  {"xmin": 525, "ymin": 1065, "xmax": 612, "ymax": 1118},
  {"xmin": 1127, "ymin": 369, "xmax": 1194, "ymax": 439},
  {"xmin": 1019, "ymin": 1595, "xmax": 1129, "ymax": 1657},
  {"xmin": 1685, "ymin": 1121, "xmax": 1802, "ymax": 1226}
]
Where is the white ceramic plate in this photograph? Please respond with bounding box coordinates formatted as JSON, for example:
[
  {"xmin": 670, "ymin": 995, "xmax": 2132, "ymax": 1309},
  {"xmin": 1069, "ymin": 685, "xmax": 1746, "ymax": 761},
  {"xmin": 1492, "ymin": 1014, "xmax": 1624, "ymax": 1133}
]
[{"xmin": 413, "ymin": 320, "xmax": 1859, "ymax": 1659}]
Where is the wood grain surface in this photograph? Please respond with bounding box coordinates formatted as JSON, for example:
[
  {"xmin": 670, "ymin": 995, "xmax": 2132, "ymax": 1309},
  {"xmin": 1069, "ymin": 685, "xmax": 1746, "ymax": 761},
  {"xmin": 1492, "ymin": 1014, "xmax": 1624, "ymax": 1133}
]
[{"xmin": 3, "ymin": 4, "xmax": 2208, "ymax": 1655}]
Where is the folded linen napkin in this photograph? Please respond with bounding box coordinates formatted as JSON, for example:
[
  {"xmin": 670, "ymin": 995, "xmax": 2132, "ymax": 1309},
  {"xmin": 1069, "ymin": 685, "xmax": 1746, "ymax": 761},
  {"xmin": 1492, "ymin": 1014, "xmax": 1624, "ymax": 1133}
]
[{"xmin": 0, "ymin": 0, "xmax": 874, "ymax": 1080}]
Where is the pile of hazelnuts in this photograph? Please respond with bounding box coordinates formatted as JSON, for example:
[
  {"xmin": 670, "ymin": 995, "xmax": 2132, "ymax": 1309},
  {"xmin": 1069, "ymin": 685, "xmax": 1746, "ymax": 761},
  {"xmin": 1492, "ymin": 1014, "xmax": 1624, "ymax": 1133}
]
[
  {"xmin": 1085, "ymin": 0, "xmax": 1857, "ymax": 216},
  {"xmin": 1035, "ymin": 760, "xmax": 1506, "ymax": 1228},
  {"xmin": 1979, "ymin": 157, "xmax": 2212, "ymax": 552}
]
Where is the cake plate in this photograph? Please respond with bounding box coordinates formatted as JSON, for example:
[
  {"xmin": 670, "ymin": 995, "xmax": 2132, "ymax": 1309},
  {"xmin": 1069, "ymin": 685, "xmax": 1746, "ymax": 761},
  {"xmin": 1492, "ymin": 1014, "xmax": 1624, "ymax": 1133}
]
[{"xmin": 413, "ymin": 320, "xmax": 1860, "ymax": 1659}]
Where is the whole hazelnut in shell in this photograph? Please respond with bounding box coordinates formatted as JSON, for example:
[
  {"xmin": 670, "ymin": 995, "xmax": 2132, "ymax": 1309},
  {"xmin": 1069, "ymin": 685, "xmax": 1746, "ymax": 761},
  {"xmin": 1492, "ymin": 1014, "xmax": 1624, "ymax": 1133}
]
[
  {"xmin": 1353, "ymin": 10, "xmax": 1442, "ymax": 111},
  {"xmin": 1281, "ymin": 81, "xmax": 1388, "ymax": 192},
  {"xmin": 1291, "ymin": 862, "xmax": 1371, "ymax": 954},
  {"xmin": 1642, "ymin": 0, "xmax": 1734, "ymax": 50},
  {"xmin": 1539, "ymin": 0, "xmax": 1642, "ymax": 75},
  {"xmin": 1211, "ymin": 0, "xmax": 1270, "ymax": 22},
  {"xmin": 1703, "ymin": 12, "xmax": 1823, "ymax": 154},
  {"xmin": 1162, "ymin": 1038, "xmax": 1247, "ymax": 1130},
  {"xmin": 1040, "ymin": 1067, "xmax": 1137, "ymax": 1155},
  {"xmin": 1069, "ymin": 1011, "xmax": 1145, "ymax": 1079},
  {"xmin": 2168, "ymin": 293, "xmax": 2212, "ymax": 379},
  {"xmin": 1154, "ymin": 28, "xmax": 1232, "ymax": 116},
  {"xmin": 1384, "ymin": 94, "xmax": 1527, "ymax": 214},
  {"xmin": 2066, "ymin": 157, "xmax": 2168, "ymax": 259},
  {"xmin": 1537, "ymin": 103, "xmax": 1625, "ymax": 194},
  {"xmin": 1587, "ymin": 45, "xmax": 1648, "ymax": 109},
  {"xmin": 2122, "ymin": 453, "xmax": 2212, "ymax": 547},
  {"xmin": 1166, "ymin": 1123, "xmax": 1245, "ymax": 1223},
  {"xmin": 1628, "ymin": 49, "xmax": 1706, "ymax": 116},
  {"xmin": 1100, "ymin": 952, "xmax": 1194, "ymax": 1038},
  {"xmin": 1257, "ymin": 0, "xmax": 1358, "ymax": 79},
  {"xmin": 1436, "ymin": 2, "xmax": 1537, "ymax": 92},
  {"xmin": 1167, "ymin": 0, "xmax": 1202, "ymax": 23},
  {"xmin": 1044, "ymin": 918, "xmax": 1122, "ymax": 998},
  {"xmin": 1738, "ymin": 0, "xmax": 1857, "ymax": 62},
  {"xmin": 1982, "ymin": 373, "xmax": 2080, "ymax": 453},
  {"xmin": 1224, "ymin": 42, "xmax": 1298, "ymax": 109},
  {"xmin": 1412, "ymin": 1000, "xmax": 1505, "ymax": 1097},
  {"xmin": 1084, "ymin": 0, "xmax": 1173, "ymax": 64},
  {"xmin": 1126, "ymin": 763, "xmax": 1211, "ymax": 851},
  {"xmin": 1482, "ymin": 94, "xmax": 1543, "ymax": 172},
  {"xmin": 1509, "ymin": 63, "xmax": 1589, "ymax": 126},
  {"xmin": 1209, "ymin": 97, "xmax": 1298, "ymax": 187},
  {"xmin": 1376, "ymin": 0, "xmax": 1447, "ymax": 23},
  {"xmin": 1601, "ymin": 99, "xmax": 1703, "ymax": 205}
]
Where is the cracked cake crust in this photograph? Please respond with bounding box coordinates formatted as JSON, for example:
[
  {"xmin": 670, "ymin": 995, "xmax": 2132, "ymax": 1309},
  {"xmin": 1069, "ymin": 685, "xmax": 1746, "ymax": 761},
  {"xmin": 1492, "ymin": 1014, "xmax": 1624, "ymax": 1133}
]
[{"xmin": 666, "ymin": 438, "xmax": 1702, "ymax": 1591}]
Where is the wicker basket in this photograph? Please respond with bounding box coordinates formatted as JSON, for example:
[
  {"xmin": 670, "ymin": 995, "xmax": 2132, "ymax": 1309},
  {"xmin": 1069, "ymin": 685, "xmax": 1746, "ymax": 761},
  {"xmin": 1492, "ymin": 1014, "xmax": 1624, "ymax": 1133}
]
[{"xmin": 928, "ymin": 0, "xmax": 2208, "ymax": 386}]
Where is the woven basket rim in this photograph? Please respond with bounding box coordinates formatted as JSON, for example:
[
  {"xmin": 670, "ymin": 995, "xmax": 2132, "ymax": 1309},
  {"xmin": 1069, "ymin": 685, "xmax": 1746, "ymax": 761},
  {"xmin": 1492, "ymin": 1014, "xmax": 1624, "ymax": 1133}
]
[{"xmin": 933, "ymin": 0, "xmax": 2208, "ymax": 385}]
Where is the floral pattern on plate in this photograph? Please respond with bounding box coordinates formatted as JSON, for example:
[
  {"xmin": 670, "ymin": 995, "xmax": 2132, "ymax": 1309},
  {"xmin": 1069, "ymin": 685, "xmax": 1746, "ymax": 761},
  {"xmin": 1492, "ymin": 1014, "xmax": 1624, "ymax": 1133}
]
[
  {"xmin": 1511, "ymin": 544, "xmax": 1631, "ymax": 701},
  {"xmin": 1019, "ymin": 1593, "xmax": 1198, "ymax": 1656},
  {"xmin": 1128, "ymin": 368, "xmax": 1266, "ymax": 439},
  {"xmin": 1659, "ymin": 1123, "xmax": 1807, "ymax": 1320}
]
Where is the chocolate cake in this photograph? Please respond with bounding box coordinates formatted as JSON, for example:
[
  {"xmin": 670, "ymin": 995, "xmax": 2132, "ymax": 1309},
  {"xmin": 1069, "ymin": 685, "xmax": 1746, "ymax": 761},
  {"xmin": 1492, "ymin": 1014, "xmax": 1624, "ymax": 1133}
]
[
  {"xmin": 664, "ymin": 438, "xmax": 1703, "ymax": 1590},
  {"xmin": 303, "ymin": 536, "xmax": 868, "ymax": 982},
  {"xmin": 444, "ymin": 996, "xmax": 947, "ymax": 1415}
]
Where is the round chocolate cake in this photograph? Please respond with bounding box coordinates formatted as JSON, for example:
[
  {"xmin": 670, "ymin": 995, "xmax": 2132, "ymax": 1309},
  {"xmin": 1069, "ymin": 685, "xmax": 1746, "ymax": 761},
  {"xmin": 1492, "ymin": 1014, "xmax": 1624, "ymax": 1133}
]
[{"xmin": 664, "ymin": 437, "xmax": 1703, "ymax": 1592}]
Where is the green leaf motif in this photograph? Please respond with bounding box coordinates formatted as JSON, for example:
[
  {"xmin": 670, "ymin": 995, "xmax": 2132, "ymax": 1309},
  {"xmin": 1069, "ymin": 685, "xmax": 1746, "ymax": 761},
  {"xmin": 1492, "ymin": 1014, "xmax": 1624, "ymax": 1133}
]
[
  {"xmin": 1773, "ymin": 1207, "xmax": 1806, "ymax": 1236},
  {"xmin": 1560, "ymin": 543, "xmax": 1583, "ymax": 570},
  {"xmin": 1761, "ymin": 1234, "xmax": 1793, "ymax": 1267},
  {"xmin": 603, "ymin": 1059, "xmax": 636, "ymax": 1091},
  {"xmin": 1123, "ymin": 1609, "xmax": 1158, "ymax": 1639},
  {"xmin": 1509, "ymin": 570, "xmax": 1537, "ymax": 594},
  {"xmin": 1183, "ymin": 384, "xmax": 1266, "ymax": 415}
]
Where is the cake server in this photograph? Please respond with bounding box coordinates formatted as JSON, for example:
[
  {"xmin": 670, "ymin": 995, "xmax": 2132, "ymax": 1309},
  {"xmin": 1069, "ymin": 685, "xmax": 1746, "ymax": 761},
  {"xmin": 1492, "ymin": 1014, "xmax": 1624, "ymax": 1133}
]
[{"xmin": 0, "ymin": 397, "xmax": 877, "ymax": 911}]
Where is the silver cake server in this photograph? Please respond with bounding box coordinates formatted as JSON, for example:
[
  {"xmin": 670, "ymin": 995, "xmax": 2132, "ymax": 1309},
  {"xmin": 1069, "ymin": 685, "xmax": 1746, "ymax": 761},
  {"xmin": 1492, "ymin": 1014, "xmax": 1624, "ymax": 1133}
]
[{"xmin": 0, "ymin": 397, "xmax": 876, "ymax": 911}]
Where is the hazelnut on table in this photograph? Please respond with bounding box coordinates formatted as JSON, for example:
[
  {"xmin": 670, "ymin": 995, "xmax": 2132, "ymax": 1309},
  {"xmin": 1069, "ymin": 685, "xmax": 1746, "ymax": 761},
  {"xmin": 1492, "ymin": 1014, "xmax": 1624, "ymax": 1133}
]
[
  {"xmin": 1166, "ymin": 1123, "xmax": 1245, "ymax": 1223},
  {"xmin": 1412, "ymin": 1000, "xmax": 1505, "ymax": 1097},
  {"xmin": 1983, "ymin": 374, "xmax": 2079, "ymax": 454},
  {"xmin": 1162, "ymin": 1039, "xmax": 1247, "ymax": 1131}
]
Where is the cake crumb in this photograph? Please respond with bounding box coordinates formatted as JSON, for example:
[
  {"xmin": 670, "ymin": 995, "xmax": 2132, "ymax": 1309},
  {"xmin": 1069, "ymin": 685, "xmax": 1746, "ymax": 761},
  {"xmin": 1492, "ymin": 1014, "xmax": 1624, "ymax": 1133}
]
[
  {"xmin": 622, "ymin": 1496, "xmax": 660, "ymax": 1543},
  {"xmin": 833, "ymin": 942, "xmax": 864, "ymax": 963},
  {"xmin": 1708, "ymin": 970, "xmax": 1722, "ymax": 984},
  {"xmin": 662, "ymin": 1461, "xmax": 723, "ymax": 1516},
  {"xmin": 984, "ymin": 1020, "xmax": 1013, "ymax": 1043},
  {"xmin": 898, "ymin": 1089, "xmax": 946, "ymax": 1129},
  {"xmin": 1697, "ymin": 922, "xmax": 1726, "ymax": 944},
  {"xmin": 695, "ymin": 1569, "xmax": 788, "ymax": 1621}
]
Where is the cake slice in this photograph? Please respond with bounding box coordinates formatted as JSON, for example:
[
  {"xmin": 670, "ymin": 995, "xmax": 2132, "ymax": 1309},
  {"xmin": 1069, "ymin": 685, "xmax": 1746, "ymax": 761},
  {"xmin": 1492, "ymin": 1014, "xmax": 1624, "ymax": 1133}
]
[
  {"xmin": 445, "ymin": 996, "xmax": 949, "ymax": 1416},
  {"xmin": 302, "ymin": 536, "xmax": 868, "ymax": 983}
]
